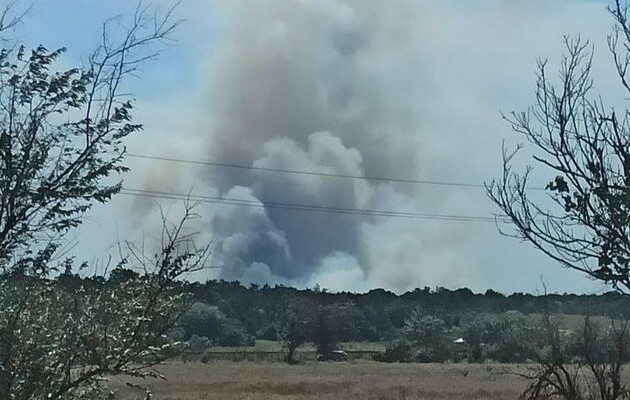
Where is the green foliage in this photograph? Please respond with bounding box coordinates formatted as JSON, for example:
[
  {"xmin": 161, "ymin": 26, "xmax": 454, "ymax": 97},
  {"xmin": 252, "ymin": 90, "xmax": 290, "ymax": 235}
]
[
  {"xmin": 0, "ymin": 273, "xmax": 190, "ymax": 399},
  {"xmin": 178, "ymin": 302, "xmax": 255, "ymax": 348},
  {"xmin": 0, "ymin": 3, "xmax": 195, "ymax": 399},
  {"xmin": 492, "ymin": 312, "xmax": 543, "ymax": 363},
  {"xmin": 312, "ymin": 305, "xmax": 340, "ymax": 356},
  {"xmin": 281, "ymin": 305, "xmax": 308, "ymax": 364},
  {"xmin": 404, "ymin": 312, "xmax": 451, "ymax": 362},
  {"xmin": 373, "ymin": 339, "xmax": 413, "ymax": 363},
  {"xmin": 459, "ymin": 312, "xmax": 545, "ymax": 363},
  {"xmin": 260, "ymin": 326, "xmax": 278, "ymax": 341},
  {"xmin": 187, "ymin": 335, "xmax": 212, "ymax": 355},
  {"xmin": 0, "ymin": 43, "xmax": 138, "ymax": 275},
  {"xmin": 179, "ymin": 302, "xmax": 224, "ymax": 341},
  {"xmin": 462, "ymin": 317, "xmax": 486, "ymax": 363},
  {"xmin": 219, "ymin": 318, "xmax": 255, "ymax": 347},
  {"xmin": 193, "ymin": 279, "xmax": 630, "ymax": 346}
]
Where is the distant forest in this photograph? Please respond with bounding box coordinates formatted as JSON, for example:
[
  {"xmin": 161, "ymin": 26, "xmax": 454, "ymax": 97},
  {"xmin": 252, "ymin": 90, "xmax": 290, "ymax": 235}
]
[{"xmin": 50, "ymin": 269, "xmax": 627, "ymax": 348}]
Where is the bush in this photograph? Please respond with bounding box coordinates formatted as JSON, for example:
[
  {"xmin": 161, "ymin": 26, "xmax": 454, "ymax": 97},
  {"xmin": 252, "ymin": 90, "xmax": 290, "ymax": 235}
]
[
  {"xmin": 373, "ymin": 339, "xmax": 413, "ymax": 363},
  {"xmin": 467, "ymin": 343, "xmax": 485, "ymax": 363},
  {"xmin": 187, "ymin": 334, "xmax": 212, "ymax": 354},
  {"xmin": 414, "ymin": 346, "xmax": 449, "ymax": 363},
  {"xmin": 260, "ymin": 326, "xmax": 278, "ymax": 341},
  {"xmin": 179, "ymin": 303, "xmax": 224, "ymax": 340},
  {"xmin": 404, "ymin": 313, "xmax": 451, "ymax": 362},
  {"xmin": 217, "ymin": 318, "xmax": 255, "ymax": 347}
]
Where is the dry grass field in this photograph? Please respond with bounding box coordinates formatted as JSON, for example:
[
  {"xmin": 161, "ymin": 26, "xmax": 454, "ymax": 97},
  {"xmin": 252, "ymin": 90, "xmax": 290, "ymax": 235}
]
[{"xmin": 111, "ymin": 361, "xmax": 528, "ymax": 400}]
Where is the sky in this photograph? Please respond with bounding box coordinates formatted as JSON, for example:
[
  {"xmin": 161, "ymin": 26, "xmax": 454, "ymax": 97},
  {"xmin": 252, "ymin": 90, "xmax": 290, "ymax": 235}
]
[{"xmin": 14, "ymin": 0, "xmax": 628, "ymax": 295}]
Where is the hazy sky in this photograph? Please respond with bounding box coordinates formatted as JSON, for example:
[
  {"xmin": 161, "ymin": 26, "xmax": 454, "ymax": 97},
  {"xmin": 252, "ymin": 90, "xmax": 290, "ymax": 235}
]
[{"xmin": 19, "ymin": 0, "xmax": 626, "ymax": 294}]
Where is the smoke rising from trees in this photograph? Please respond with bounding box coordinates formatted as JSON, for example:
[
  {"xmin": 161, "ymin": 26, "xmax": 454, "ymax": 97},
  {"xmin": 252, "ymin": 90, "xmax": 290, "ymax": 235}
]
[
  {"xmin": 111, "ymin": 0, "xmax": 615, "ymax": 293},
  {"xmin": 203, "ymin": 0, "xmax": 454, "ymax": 291}
]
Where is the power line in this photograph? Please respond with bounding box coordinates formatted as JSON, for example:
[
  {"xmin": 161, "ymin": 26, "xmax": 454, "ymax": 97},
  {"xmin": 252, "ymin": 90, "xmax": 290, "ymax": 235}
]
[
  {"xmin": 125, "ymin": 153, "xmax": 503, "ymax": 189},
  {"xmin": 120, "ymin": 189, "xmax": 501, "ymax": 222},
  {"xmin": 119, "ymin": 186, "xmax": 512, "ymax": 223}
]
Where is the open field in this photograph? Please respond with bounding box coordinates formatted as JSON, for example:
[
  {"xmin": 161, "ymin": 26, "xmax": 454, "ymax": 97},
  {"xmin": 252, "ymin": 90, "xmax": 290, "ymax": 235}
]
[
  {"xmin": 191, "ymin": 341, "xmax": 384, "ymax": 362},
  {"xmin": 110, "ymin": 316, "xmax": 620, "ymax": 399},
  {"xmin": 203, "ymin": 340, "xmax": 386, "ymax": 353},
  {"xmin": 111, "ymin": 361, "xmax": 528, "ymax": 400}
]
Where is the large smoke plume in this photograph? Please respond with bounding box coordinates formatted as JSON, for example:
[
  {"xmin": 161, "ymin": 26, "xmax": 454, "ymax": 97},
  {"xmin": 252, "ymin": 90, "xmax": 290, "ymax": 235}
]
[
  {"xmin": 95, "ymin": 0, "xmax": 613, "ymax": 293},
  {"xmin": 202, "ymin": 0, "xmax": 471, "ymax": 292}
]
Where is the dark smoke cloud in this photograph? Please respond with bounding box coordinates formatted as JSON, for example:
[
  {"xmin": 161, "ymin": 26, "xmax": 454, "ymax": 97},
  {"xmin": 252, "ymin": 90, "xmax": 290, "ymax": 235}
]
[
  {"xmin": 200, "ymin": 0, "xmax": 616, "ymax": 293},
  {"xmin": 204, "ymin": 0, "xmax": 432, "ymax": 289},
  {"xmin": 212, "ymin": 186, "xmax": 292, "ymax": 281}
]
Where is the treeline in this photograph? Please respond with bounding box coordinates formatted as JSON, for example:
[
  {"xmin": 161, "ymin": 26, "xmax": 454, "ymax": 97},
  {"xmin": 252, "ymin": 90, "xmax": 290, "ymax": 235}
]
[
  {"xmin": 186, "ymin": 279, "xmax": 628, "ymax": 344},
  {"xmin": 48, "ymin": 268, "xmax": 630, "ymax": 362}
]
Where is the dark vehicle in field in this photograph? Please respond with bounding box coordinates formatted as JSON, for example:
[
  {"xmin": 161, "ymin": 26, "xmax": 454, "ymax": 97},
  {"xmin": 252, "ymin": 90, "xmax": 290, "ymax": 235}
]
[{"xmin": 317, "ymin": 350, "xmax": 349, "ymax": 362}]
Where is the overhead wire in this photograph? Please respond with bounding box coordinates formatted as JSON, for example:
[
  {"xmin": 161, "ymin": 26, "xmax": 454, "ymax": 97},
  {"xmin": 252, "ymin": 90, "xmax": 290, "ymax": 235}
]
[
  {"xmin": 119, "ymin": 186, "xmax": 512, "ymax": 223},
  {"xmin": 110, "ymin": 151, "xmax": 529, "ymax": 223},
  {"xmin": 126, "ymin": 152, "xmax": 548, "ymax": 190}
]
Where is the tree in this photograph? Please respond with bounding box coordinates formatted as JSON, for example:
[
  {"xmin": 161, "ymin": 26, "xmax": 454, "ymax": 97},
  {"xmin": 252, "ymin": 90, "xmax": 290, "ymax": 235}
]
[
  {"xmin": 488, "ymin": 0, "xmax": 630, "ymax": 294},
  {"xmin": 403, "ymin": 311, "xmax": 450, "ymax": 362},
  {"xmin": 462, "ymin": 316, "xmax": 487, "ymax": 363},
  {"xmin": 1, "ymin": 202, "xmax": 209, "ymax": 399},
  {"xmin": 520, "ymin": 315, "xmax": 630, "ymax": 400},
  {"xmin": 178, "ymin": 302, "xmax": 224, "ymax": 341},
  {"xmin": 489, "ymin": 311, "xmax": 543, "ymax": 363},
  {"xmin": 0, "ymin": 2, "xmax": 179, "ymax": 275},
  {"xmin": 0, "ymin": 3, "xmax": 212, "ymax": 399},
  {"xmin": 281, "ymin": 307, "xmax": 306, "ymax": 364},
  {"xmin": 487, "ymin": 0, "xmax": 630, "ymax": 397},
  {"xmin": 312, "ymin": 305, "xmax": 339, "ymax": 357}
]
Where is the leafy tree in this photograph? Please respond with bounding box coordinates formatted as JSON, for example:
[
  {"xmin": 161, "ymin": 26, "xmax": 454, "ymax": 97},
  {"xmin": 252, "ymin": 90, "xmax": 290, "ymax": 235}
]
[
  {"xmin": 107, "ymin": 268, "xmax": 140, "ymax": 285},
  {"xmin": 312, "ymin": 305, "xmax": 339, "ymax": 356},
  {"xmin": 0, "ymin": 204, "xmax": 208, "ymax": 399},
  {"xmin": 0, "ymin": 4, "xmax": 180, "ymax": 275},
  {"xmin": 462, "ymin": 316, "xmax": 487, "ymax": 363},
  {"xmin": 281, "ymin": 308, "xmax": 306, "ymax": 364},
  {"xmin": 178, "ymin": 302, "xmax": 224, "ymax": 341},
  {"xmin": 403, "ymin": 311, "xmax": 450, "ymax": 362},
  {"xmin": 489, "ymin": 311, "xmax": 542, "ymax": 363},
  {"xmin": 218, "ymin": 318, "xmax": 254, "ymax": 347},
  {"xmin": 0, "ymin": 3, "xmax": 213, "ymax": 399}
]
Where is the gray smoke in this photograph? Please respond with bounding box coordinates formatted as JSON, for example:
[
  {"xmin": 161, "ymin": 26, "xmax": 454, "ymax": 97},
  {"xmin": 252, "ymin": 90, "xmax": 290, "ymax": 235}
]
[
  {"xmin": 199, "ymin": 0, "xmax": 615, "ymax": 292},
  {"xmin": 207, "ymin": 0, "xmax": 420, "ymax": 189},
  {"xmin": 98, "ymin": 0, "xmax": 614, "ymax": 293},
  {"xmin": 204, "ymin": 0, "xmax": 449, "ymax": 291}
]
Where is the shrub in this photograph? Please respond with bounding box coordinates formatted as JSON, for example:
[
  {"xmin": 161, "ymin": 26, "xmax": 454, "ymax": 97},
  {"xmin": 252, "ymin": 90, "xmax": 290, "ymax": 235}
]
[{"xmin": 373, "ymin": 339, "xmax": 413, "ymax": 363}]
